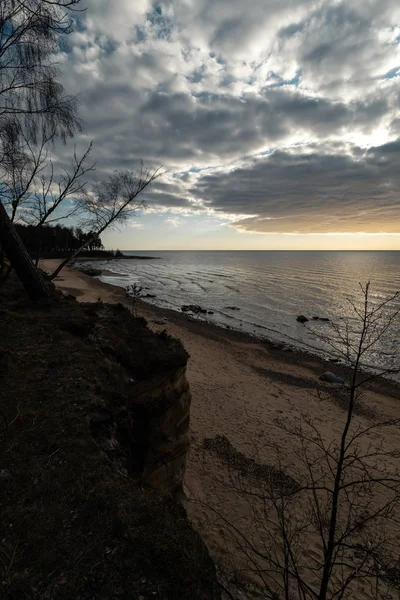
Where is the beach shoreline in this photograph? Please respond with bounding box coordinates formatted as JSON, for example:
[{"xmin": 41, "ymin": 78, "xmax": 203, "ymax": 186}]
[
  {"xmin": 41, "ymin": 259, "xmax": 400, "ymax": 398},
  {"xmin": 40, "ymin": 259, "xmax": 400, "ymax": 596}
]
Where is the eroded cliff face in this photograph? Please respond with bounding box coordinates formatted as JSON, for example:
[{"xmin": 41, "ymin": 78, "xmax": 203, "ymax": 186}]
[
  {"xmin": 91, "ymin": 364, "xmax": 191, "ymax": 495},
  {"xmin": 85, "ymin": 302, "xmax": 192, "ymax": 495},
  {"xmin": 130, "ymin": 366, "xmax": 191, "ymax": 493}
]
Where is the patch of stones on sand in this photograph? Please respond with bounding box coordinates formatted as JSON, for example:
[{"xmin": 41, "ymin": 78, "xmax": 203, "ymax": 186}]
[{"xmin": 180, "ymin": 304, "xmax": 241, "ymax": 316}]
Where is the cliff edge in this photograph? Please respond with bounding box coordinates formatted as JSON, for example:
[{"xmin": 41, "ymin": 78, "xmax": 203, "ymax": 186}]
[{"xmin": 0, "ymin": 276, "xmax": 220, "ymax": 599}]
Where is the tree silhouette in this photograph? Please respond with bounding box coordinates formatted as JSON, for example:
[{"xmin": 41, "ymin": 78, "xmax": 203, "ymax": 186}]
[
  {"xmin": 50, "ymin": 166, "xmax": 161, "ymax": 280},
  {"xmin": 0, "ymin": 0, "xmax": 82, "ymax": 299}
]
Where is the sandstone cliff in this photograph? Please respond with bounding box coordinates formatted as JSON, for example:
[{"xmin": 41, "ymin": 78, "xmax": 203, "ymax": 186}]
[{"xmin": 87, "ymin": 303, "xmax": 192, "ymax": 495}]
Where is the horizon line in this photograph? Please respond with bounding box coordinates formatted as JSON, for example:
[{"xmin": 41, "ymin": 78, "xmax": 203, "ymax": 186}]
[{"xmin": 109, "ymin": 248, "xmax": 400, "ymax": 252}]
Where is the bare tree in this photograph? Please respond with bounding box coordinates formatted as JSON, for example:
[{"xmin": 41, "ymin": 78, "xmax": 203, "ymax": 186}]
[
  {"xmin": 0, "ymin": 0, "xmax": 83, "ymax": 299},
  {"xmin": 0, "ymin": 130, "xmax": 94, "ymax": 277},
  {"xmin": 0, "ymin": 0, "xmax": 82, "ymax": 143},
  {"xmin": 126, "ymin": 283, "xmax": 144, "ymax": 317},
  {"xmin": 49, "ymin": 164, "xmax": 162, "ymax": 280},
  {"xmin": 197, "ymin": 283, "xmax": 400, "ymax": 600},
  {"xmin": 27, "ymin": 142, "xmax": 94, "ymax": 227},
  {"xmin": 1, "ymin": 129, "xmax": 94, "ymax": 223},
  {"xmin": 0, "ymin": 200, "xmax": 52, "ymax": 298}
]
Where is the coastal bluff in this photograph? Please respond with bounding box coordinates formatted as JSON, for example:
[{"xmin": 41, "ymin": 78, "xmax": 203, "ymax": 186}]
[
  {"xmin": 88, "ymin": 302, "xmax": 192, "ymax": 495},
  {"xmin": 0, "ymin": 276, "xmax": 220, "ymax": 599}
]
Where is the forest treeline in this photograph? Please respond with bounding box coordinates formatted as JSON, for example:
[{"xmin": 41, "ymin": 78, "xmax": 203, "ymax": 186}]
[{"xmin": 14, "ymin": 223, "xmax": 104, "ymax": 257}]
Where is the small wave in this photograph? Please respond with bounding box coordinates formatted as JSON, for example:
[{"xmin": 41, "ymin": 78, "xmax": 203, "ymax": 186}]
[{"xmin": 93, "ymin": 252, "xmax": 400, "ymax": 378}]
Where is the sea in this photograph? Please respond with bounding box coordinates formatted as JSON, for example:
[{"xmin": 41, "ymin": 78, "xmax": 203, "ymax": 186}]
[{"xmin": 88, "ymin": 251, "xmax": 400, "ymax": 379}]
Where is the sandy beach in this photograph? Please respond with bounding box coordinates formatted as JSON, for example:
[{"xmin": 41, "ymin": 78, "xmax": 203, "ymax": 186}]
[{"xmin": 41, "ymin": 259, "xmax": 400, "ymax": 598}]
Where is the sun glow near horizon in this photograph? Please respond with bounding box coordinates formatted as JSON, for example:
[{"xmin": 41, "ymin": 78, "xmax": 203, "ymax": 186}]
[{"xmin": 101, "ymin": 213, "xmax": 400, "ymax": 251}]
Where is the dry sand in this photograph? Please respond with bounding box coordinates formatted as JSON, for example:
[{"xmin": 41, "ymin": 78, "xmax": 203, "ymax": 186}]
[{"xmin": 41, "ymin": 259, "xmax": 400, "ymax": 599}]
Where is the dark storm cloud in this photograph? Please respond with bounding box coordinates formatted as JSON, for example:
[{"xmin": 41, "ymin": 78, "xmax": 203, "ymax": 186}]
[
  {"xmin": 65, "ymin": 83, "xmax": 392, "ymax": 169},
  {"xmin": 54, "ymin": 0, "xmax": 400, "ymax": 233},
  {"xmin": 184, "ymin": 141, "xmax": 400, "ymax": 233}
]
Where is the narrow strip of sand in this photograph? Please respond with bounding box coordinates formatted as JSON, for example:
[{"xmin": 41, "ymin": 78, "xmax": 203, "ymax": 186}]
[{"xmin": 41, "ymin": 260, "xmax": 400, "ymax": 596}]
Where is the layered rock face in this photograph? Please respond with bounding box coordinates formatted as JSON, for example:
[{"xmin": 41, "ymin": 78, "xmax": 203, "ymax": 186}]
[
  {"xmin": 95, "ymin": 365, "xmax": 192, "ymax": 495},
  {"xmin": 128, "ymin": 366, "xmax": 191, "ymax": 493},
  {"xmin": 88, "ymin": 303, "xmax": 192, "ymax": 495}
]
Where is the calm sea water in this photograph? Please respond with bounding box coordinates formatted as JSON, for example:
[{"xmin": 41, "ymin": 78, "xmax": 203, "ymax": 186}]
[{"xmin": 91, "ymin": 251, "xmax": 400, "ymax": 378}]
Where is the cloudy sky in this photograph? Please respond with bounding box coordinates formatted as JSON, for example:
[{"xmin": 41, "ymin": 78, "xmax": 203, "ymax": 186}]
[{"xmin": 58, "ymin": 0, "xmax": 400, "ymax": 249}]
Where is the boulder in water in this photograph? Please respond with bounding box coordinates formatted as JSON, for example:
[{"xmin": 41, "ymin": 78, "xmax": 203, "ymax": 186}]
[
  {"xmin": 296, "ymin": 315, "xmax": 309, "ymax": 323},
  {"xmin": 225, "ymin": 306, "xmax": 240, "ymax": 311},
  {"xmin": 181, "ymin": 304, "xmax": 207, "ymax": 314},
  {"xmin": 319, "ymin": 371, "xmax": 344, "ymax": 384}
]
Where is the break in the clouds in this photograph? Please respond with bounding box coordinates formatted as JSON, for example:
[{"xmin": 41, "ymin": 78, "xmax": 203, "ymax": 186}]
[{"xmin": 58, "ymin": 0, "xmax": 400, "ymax": 236}]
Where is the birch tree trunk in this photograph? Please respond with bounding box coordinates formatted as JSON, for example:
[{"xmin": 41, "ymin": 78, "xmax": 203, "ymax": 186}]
[{"xmin": 0, "ymin": 202, "xmax": 52, "ymax": 300}]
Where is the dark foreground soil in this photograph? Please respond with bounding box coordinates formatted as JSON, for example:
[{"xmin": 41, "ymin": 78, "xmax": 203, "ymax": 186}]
[{"xmin": 0, "ymin": 276, "xmax": 220, "ymax": 600}]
